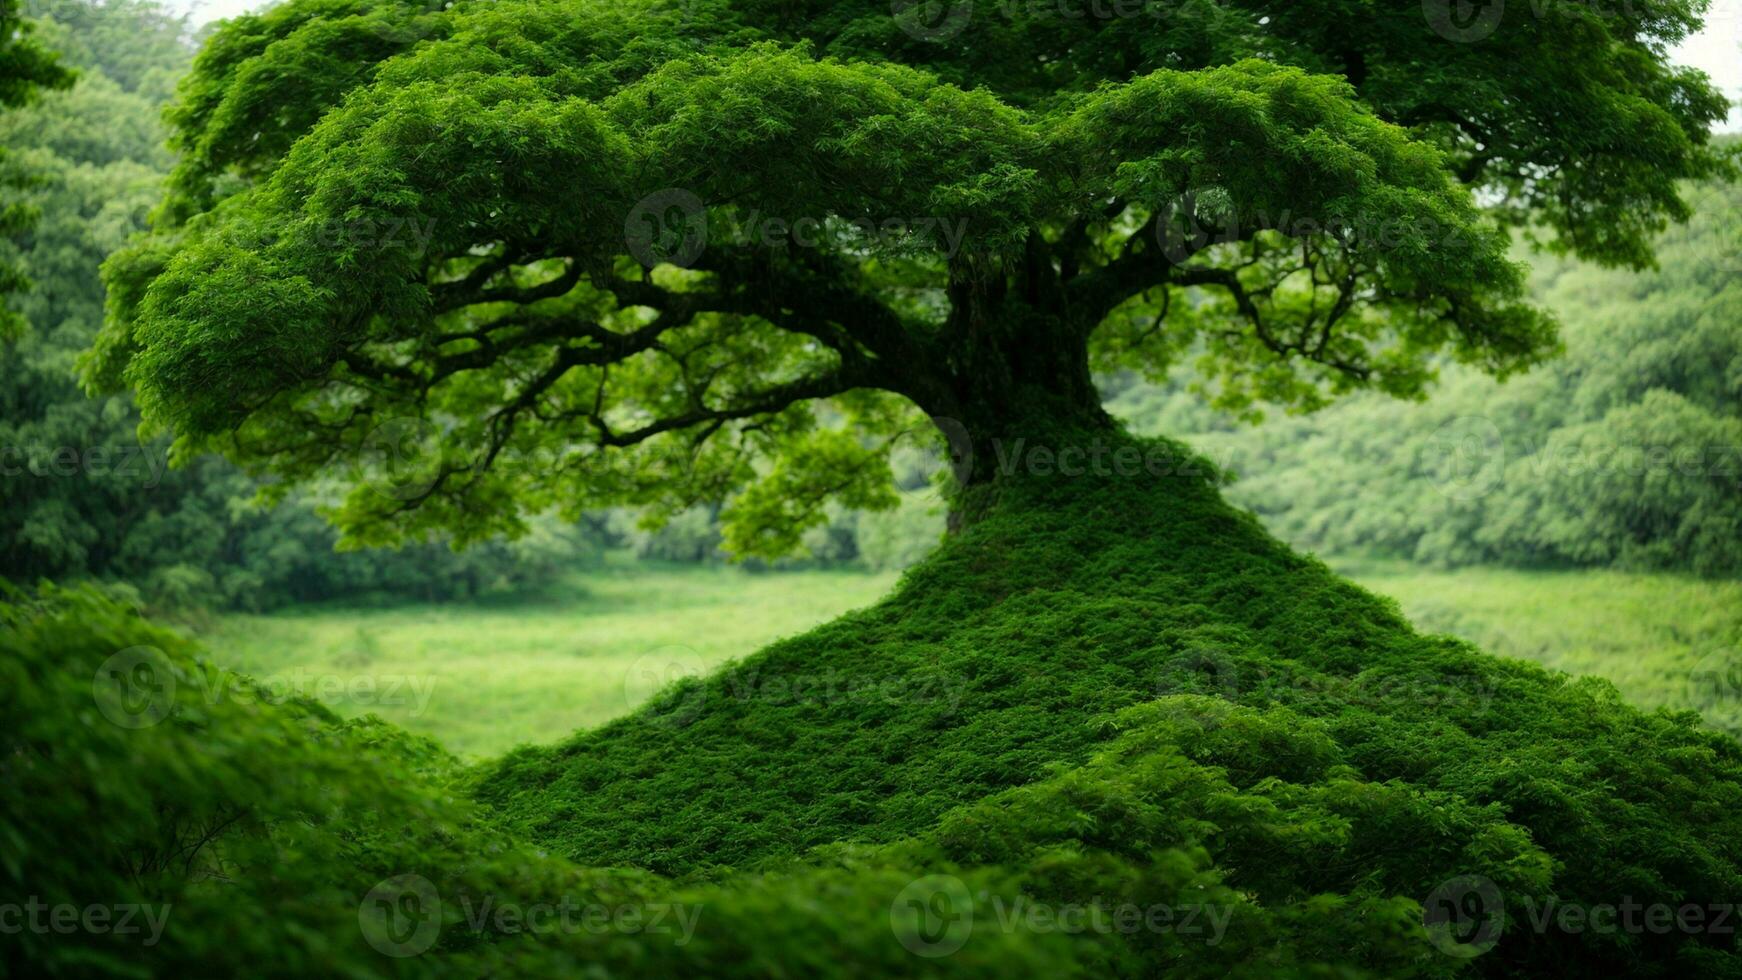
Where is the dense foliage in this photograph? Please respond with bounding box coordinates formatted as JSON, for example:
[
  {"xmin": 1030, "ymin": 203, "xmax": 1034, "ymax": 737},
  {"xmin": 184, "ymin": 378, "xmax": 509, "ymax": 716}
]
[
  {"xmin": 471, "ymin": 433, "xmax": 1742, "ymax": 977},
  {"xmin": 1110, "ymin": 171, "xmax": 1742, "ymax": 576},
  {"xmin": 593, "ymin": 169, "xmax": 1742, "ymax": 576}
]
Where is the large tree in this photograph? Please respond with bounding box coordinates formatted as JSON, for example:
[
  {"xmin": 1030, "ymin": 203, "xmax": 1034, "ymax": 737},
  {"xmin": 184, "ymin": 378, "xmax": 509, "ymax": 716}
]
[{"xmin": 88, "ymin": 0, "xmax": 1733, "ymax": 555}]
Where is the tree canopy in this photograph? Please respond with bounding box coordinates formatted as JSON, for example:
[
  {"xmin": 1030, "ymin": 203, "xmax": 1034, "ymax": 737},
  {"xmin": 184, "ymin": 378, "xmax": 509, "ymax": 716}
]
[{"xmin": 89, "ymin": 0, "xmax": 1734, "ymax": 555}]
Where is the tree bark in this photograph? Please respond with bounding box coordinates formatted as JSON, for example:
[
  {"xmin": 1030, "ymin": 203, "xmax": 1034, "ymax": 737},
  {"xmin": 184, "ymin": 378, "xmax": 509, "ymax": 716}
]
[{"xmin": 908, "ymin": 298, "xmax": 1117, "ymax": 530}]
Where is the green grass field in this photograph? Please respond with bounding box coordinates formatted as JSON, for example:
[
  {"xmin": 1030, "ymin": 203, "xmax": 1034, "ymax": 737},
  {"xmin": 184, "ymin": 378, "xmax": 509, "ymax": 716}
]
[
  {"xmin": 1332, "ymin": 558, "xmax": 1742, "ymax": 736},
  {"xmin": 202, "ymin": 555, "xmax": 899, "ymax": 757},
  {"xmin": 200, "ymin": 554, "xmax": 1742, "ymax": 759}
]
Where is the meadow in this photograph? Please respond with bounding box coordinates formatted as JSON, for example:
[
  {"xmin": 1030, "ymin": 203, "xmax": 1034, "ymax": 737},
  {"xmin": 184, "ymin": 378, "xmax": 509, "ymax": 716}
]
[
  {"xmin": 202, "ymin": 555, "xmax": 901, "ymax": 758},
  {"xmin": 201, "ymin": 554, "xmax": 1742, "ymax": 760}
]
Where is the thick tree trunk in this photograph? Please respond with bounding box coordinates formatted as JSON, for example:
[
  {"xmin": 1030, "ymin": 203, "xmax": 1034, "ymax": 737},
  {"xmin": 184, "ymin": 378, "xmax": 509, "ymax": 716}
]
[{"xmin": 909, "ymin": 301, "xmax": 1117, "ymax": 531}]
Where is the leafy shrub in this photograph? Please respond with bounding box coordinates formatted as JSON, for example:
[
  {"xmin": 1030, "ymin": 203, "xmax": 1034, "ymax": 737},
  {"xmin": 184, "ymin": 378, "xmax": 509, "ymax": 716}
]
[{"xmin": 0, "ymin": 584, "xmax": 1087, "ymax": 976}]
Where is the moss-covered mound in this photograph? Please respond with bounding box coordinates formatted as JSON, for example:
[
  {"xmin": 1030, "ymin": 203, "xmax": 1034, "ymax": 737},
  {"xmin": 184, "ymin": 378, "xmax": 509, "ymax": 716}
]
[
  {"xmin": 8, "ymin": 433, "xmax": 1742, "ymax": 977},
  {"xmin": 474, "ymin": 433, "xmax": 1742, "ymax": 976}
]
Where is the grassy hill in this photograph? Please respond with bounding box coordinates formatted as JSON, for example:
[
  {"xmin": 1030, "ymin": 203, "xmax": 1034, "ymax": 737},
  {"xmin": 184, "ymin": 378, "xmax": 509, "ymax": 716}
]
[
  {"xmin": 10, "ymin": 433, "xmax": 1742, "ymax": 977},
  {"xmin": 471, "ymin": 432, "xmax": 1742, "ymax": 975}
]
